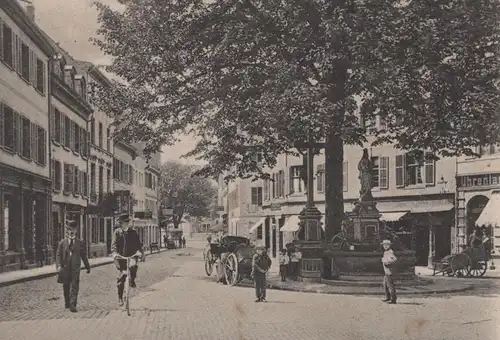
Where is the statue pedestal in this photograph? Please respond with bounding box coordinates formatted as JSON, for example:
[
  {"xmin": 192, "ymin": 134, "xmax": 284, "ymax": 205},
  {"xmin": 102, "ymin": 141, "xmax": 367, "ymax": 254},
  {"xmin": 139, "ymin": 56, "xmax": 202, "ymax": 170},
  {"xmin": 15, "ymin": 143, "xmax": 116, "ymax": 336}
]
[
  {"xmin": 294, "ymin": 206, "xmax": 324, "ymax": 282},
  {"xmin": 350, "ymin": 200, "xmax": 381, "ymax": 245}
]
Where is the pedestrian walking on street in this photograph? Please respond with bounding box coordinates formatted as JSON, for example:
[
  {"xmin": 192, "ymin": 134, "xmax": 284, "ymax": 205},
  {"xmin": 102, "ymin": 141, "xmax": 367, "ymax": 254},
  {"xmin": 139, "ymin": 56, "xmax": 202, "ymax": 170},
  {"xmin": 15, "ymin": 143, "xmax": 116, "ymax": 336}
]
[
  {"xmin": 251, "ymin": 246, "xmax": 271, "ymax": 302},
  {"xmin": 279, "ymin": 249, "xmax": 289, "ymax": 282},
  {"xmin": 381, "ymin": 239, "xmax": 397, "ymax": 304},
  {"xmin": 182, "ymin": 236, "xmax": 186, "ymax": 248},
  {"xmin": 55, "ymin": 220, "xmax": 91, "ymax": 313},
  {"xmin": 111, "ymin": 214, "xmax": 145, "ymax": 307}
]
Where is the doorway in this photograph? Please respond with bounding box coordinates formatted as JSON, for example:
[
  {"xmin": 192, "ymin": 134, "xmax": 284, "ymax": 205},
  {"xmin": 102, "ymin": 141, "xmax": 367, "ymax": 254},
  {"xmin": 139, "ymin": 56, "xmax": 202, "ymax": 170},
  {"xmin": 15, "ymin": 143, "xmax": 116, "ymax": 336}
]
[{"xmin": 415, "ymin": 226, "xmax": 430, "ymax": 266}]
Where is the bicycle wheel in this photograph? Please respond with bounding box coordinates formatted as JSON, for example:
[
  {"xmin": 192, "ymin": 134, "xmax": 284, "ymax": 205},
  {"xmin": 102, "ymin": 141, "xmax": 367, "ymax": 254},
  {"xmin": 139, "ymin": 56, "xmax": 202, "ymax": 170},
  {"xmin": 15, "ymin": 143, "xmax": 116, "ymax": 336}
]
[{"xmin": 124, "ymin": 274, "xmax": 131, "ymax": 316}]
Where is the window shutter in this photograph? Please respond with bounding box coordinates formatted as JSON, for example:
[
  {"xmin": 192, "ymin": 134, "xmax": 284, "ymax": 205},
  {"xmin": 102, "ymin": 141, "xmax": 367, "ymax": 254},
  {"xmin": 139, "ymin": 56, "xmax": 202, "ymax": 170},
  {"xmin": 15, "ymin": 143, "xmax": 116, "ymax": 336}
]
[
  {"xmin": 50, "ymin": 106, "xmax": 55, "ymax": 141},
  {"xmin": 41, "ymin": 128, "xmax": 47, "ymax": 165},
  {"xmin": 288, "ymin": 167, "xmax": 294, "ymax": 194},
  {"xmin": 51, "ymin": 159, "xmax": 55, "ymax": 190},
  {"xmin": 425, "ymin": 152, "xmax": 435, "ymax": 185},
  {"xmin": 29, "ymin": 50, "xmax": 34, "ymax": 84},
  {"xmin": 0, "ymin": 103, "xmax": 3, "ymax": 147},
  {"xmin": 12, "ymin": 32, "xmax": 17, "ymax": 72},
  {"xmin": 60, "ymin": 114, "xmax": 65, "ymax": 146},
  {"xmin": 16, "ymin": 36, "xmax": 22, "ymax": 75},
  {"xmin": 379, "ymin": 157, "xmax": 389, "ymax": 189},
  {"xmin": 30, "ymin": 122, "xmax": 37, "ymax": 162},
  {"xmin": 396, "ymin": 155, "xmax": 405, "ymax": 188},
  {"xmin": 15, "ymin": 111, "xmax": 22, "ymax": 154},
  {"xmin": 70, "ymin": 121, "xmax": 75, "ymax": 150},
  {"xmin": 33, "ymin": 54, "xmax": 38, "ymax": 87}
]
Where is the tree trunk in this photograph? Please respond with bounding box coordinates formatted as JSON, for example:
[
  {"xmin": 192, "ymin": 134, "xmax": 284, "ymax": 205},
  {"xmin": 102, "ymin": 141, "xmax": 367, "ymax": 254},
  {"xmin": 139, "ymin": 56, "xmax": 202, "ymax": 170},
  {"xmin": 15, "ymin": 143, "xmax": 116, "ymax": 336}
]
[
  {"xmin": 324, "ymin": 65, "xmax": 348, "ymax": 242},
  {"xmin": 324, "ymin": 132, "xmax": 345, "ymax": 241}
]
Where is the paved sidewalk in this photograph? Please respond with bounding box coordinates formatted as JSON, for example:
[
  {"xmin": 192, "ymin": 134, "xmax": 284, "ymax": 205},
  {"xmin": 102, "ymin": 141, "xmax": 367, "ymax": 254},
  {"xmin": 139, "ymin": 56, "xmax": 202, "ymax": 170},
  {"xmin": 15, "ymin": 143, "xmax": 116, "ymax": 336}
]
[{"xmin": 0, "ymin": 248, "xmax": 171, "ymax": 288}]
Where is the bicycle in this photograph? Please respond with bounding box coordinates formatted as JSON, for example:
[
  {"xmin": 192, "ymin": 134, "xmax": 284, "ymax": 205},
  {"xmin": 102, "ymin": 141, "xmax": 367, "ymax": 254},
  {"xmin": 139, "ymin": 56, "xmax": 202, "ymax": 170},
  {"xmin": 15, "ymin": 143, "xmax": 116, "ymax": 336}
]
[{"xmin": 115, "ymin": 252, "xmax": 144, "ymax": 316}]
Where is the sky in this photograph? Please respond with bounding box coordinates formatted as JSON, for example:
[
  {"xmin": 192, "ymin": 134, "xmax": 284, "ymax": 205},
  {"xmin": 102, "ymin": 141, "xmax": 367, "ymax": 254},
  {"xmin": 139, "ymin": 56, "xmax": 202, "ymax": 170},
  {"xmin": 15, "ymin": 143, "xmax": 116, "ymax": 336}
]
[{"xmin": 26, "ymin": 0, "xmax": 201, "ymax": 165}]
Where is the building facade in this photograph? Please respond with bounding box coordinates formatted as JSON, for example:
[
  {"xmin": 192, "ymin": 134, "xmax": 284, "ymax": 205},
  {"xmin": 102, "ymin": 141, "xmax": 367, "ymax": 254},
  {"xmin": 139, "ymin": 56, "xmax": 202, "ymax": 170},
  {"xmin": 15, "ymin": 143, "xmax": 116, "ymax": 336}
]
[
  {"xmin": 455, "ymin": 146, "xmax": 500, "ymax": 258},
  {"xmin": 49, "ymin": 52, "xmax": 93, "ymax": 258},
  {"xmin": 0, "ymin": 2, "xmax": 54, "ymax": 271},
  {"xmin": 76, "ymin": 61, "xmax": 115, "ymax": 257}
]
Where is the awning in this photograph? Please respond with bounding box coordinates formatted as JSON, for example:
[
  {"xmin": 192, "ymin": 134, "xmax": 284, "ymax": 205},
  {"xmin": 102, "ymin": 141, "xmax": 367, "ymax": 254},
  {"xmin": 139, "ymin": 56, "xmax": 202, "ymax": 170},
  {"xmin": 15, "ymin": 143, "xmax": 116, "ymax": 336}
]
[
  {"xmin": 380, "ymin": 211, "xmax": 409, "ymax": 222},
  {"xmin": 476, "ymin": 193, "xmax": 500, "ymax": 227},
  {"xmin": 280, "ymin": 215, "xmax": 300, "ymax": 232},
  {"xmin": 249, "ymin": 217, "xmax": 266, "ymax": 233},
  {"xmin": 411, "ymin": 204, "xmax": 454, "ymax": 214}
]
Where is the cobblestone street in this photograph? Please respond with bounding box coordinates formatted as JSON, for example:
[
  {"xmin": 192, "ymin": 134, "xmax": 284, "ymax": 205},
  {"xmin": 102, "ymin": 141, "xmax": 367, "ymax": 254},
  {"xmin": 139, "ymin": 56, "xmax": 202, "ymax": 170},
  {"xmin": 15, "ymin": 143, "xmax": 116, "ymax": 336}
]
[
  {"xmin": 0, "ymin": 248, "xmax": 194, "ymax": 322},
  {"xmin": 0, "ymin": 251, "xmax": 499, "ymax": 340}
]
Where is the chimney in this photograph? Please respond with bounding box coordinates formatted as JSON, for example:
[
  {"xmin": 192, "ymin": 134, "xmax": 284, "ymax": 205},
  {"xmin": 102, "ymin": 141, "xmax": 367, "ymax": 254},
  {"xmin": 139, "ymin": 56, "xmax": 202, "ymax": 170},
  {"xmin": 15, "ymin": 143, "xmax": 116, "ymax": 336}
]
[{"xmin": 26, "ymin": 4, "xmax": 35, "ymax": 21}]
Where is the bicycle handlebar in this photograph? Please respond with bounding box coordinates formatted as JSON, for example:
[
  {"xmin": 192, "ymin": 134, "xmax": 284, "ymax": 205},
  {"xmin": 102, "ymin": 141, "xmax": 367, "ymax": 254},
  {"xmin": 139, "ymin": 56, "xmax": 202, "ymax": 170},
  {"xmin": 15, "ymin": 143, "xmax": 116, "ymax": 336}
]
[{"xmin": 114, "ymin": 252, "xmax": 143, "ymax": 260}]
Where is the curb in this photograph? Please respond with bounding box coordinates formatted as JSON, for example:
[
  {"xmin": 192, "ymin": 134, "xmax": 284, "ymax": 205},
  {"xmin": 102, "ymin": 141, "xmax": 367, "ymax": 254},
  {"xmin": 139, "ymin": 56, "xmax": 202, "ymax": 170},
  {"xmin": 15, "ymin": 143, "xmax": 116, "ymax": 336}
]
[
  {"xmin": 0, "ymin": 248, "xmax": 170, "ymax": 288},
  {"xmin": 237, "ymin": 282, "xmax": 474, "ymax": 296}
]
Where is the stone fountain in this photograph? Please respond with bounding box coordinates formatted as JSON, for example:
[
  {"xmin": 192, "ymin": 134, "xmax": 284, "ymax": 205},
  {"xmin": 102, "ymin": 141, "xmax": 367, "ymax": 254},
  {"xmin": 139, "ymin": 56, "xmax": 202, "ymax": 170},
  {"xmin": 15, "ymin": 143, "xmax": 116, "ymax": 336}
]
[{"xmin": 325, "ymin": 149, "xmax": 419, "ymax": 281}]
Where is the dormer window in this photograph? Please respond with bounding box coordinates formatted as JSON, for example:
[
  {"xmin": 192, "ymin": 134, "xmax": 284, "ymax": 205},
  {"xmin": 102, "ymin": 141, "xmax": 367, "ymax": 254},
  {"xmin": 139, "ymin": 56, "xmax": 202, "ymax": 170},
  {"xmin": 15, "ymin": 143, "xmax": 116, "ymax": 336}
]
[
  {"xmin": 74, "ymin": 75, "xmax": 87, "ymax": 101},
  {"xmin": 64, "ymin": 65, "xmax": 75, "ymax": 89}
]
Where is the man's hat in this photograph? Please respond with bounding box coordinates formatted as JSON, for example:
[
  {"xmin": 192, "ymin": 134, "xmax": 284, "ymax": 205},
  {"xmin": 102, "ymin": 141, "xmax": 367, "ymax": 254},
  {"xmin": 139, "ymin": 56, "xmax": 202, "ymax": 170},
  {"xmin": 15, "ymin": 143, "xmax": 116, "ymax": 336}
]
[
  {"xmin": 381, "ymin": 239, "xmax": 392, "ymax": 245},
  {"xmin": 66, "ymin": 220, "xmax": 77, "ymax": 229},
  {"xmin": 255, "ymin": 245, "xmax": 266, "ymax": 250},
  {"xmin": 118, "ymin": 214, "xmax": 130, "ymax": 223}
]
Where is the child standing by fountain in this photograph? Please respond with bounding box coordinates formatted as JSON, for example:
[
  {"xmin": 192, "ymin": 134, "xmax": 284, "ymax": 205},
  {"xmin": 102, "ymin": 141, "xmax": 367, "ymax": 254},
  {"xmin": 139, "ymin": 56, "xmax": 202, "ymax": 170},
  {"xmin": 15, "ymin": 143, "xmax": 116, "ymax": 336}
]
[{"xmin": 381, "ymin": 239, "xmax": 397, "ymax": 304}]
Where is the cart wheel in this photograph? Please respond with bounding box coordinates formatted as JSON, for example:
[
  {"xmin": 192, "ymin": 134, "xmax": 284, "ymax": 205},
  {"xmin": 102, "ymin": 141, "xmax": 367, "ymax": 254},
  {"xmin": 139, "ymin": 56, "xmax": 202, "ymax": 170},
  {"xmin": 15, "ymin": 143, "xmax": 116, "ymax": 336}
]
[
  {"xmin": 205, "ymin": 257, "xmax": 213, "ymax": 276},
  {"xmin": 451, "ymin": 253, "xmax": 471, "ymax": 278},
  {"xmin": 468, "ymin": 260, "xmax": 487, "ymax": 277},
  {"xmin": 224, "ymin": 253, "xmax": 239, "ymax": 286}
]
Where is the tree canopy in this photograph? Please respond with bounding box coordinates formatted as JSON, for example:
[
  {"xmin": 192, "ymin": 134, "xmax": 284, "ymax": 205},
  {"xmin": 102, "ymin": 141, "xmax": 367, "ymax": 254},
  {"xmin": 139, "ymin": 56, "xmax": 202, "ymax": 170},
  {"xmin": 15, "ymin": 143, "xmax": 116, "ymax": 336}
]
[
  {"xmin": 92, "ymin": 0, "xmax": 500, "ymax": 237},
  {"xmin": 159, "ymin": 161, "xmax": 217, "ymax": 228}
]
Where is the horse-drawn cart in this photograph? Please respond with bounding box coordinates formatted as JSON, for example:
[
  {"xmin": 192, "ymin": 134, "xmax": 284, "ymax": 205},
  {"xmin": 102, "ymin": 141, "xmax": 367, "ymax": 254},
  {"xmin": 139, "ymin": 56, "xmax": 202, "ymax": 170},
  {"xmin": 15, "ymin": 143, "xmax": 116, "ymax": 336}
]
[
  {"xmin": 433, "ymin": 243, "xmax": 490, "ymax": 278},
  {"xmin": 204, "ymin": 236, "xmax": 256, "ymax": 286}
]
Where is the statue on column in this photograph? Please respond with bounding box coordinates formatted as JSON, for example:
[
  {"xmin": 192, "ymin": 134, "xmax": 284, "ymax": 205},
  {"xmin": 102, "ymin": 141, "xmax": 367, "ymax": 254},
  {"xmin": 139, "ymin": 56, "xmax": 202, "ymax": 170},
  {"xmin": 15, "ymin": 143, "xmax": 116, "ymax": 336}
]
[{"xmin": 358, "ymin": 148, "xmax": 374, "ymax": 202}]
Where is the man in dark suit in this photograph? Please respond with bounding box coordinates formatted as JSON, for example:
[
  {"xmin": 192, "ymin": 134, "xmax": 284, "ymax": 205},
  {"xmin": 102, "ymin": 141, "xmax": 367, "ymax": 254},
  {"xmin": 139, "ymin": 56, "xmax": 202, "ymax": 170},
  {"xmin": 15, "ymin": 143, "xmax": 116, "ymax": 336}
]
[
  {"xmin": 111, "ymin": 214, "xmax": 144, "ymax": 306},
  {"xmin": 55, "ymin": 220, "xmax": 91, "ymax": 313}
]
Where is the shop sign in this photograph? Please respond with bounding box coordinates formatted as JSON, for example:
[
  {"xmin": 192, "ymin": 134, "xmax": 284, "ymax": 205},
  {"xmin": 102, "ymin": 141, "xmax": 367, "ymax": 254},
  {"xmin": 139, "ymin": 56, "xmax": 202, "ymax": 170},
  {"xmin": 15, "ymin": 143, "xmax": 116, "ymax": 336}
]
[{"xmin": 457, "ymin": 173, "xmax": 500, "ymax": 188}]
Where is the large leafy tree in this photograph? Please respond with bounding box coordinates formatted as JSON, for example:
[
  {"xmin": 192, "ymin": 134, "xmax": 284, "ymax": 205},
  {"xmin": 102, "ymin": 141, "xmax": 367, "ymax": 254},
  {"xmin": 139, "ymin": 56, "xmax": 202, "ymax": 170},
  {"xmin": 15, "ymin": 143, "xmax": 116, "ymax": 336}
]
[
  {"xmin": 159, "ymin": 161, "xmax": 217, "ymax": 229},
  {"xmin": 92, "ymin": 0, "xmax": 500, "ymax": 240}
]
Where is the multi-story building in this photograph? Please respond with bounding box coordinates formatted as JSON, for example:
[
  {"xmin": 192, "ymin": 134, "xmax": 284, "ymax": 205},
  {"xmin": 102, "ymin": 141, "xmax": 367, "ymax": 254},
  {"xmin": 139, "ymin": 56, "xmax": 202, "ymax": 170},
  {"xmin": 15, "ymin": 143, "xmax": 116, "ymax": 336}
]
[
  {"xmin": 131, "ymin": 145, "xmax": 161, "ymax": 250},
  {"xmin": 224, "ymin": 120, "xmax": 459, "ymax": 267},
  {"xmin": 75, "ymin": 61, "xmax": 115, "ymax": 257},
  {"xmin": 455, "ymin": 146, "xmax": 500, "ymax": 258},
  {"xmin": 49, "ymin": 49, "xmax": 93, "ymax": 257},
  {"xmin": 0, "ymin": 2, "xmax": 54, "ymax": 271}
]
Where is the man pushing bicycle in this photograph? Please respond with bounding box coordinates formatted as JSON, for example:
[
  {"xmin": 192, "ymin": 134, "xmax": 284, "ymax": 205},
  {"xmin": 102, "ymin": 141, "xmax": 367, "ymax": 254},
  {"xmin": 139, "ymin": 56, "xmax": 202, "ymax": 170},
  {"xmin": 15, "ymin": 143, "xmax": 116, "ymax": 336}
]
[{"xmin": 111, "ymin": 214, "xmax": 145, "ymax": 306}]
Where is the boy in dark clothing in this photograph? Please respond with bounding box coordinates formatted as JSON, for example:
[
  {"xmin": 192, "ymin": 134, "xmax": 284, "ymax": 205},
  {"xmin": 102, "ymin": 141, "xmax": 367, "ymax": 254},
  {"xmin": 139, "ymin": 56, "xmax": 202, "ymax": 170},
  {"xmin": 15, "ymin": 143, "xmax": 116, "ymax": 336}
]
[
  {"xmin": 251, "ymin": 245, "xmax": 272, "ymax": 302},
  {"xmin": 111, "ymin": 214, "xmax": 144, "ymax": 306}
]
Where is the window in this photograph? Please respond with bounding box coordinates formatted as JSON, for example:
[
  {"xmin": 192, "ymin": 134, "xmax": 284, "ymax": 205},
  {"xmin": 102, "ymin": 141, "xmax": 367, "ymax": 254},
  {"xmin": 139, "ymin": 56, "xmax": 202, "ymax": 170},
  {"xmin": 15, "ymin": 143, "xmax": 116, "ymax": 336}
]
[
  {"xmin": 74, "ymin": 123, "xmax": 80, "ymax": 153},
  {"xmin": 64, "ymin": 115, "xmax": 70, "ymax": 148},
  {"xmin": 107, "ymin": 169, "xmax": 111, "ymax": 192},
  {"xmin": 70, "ymin": 120, "xmax": 75, "ymax": 150},
  {"xmin": 378, "ymin": 115, "xmax": 388, "ymax": 131},
  {"xmin": 36, "ymin": 58, "xmax": 45, "ymax": 93},
  {"xmin": 2, "ymin": 24, "xmax": 13, "ymax": 67},
  {"xmin": 2, "ymin": 105, "xmax": 15, "ymax": 150},
  {"xmin": 98, "ymin": 122, "xmax": 103, "ymax": 148},
  {"xmin": 53, "ymin": 108, "xmax": 61, "ymax": 143},
  {"xmin": 263, "ymin": 179, "xmax": 270, "ymax": 201},
  {"xmin": 53, "ymin": 160, "xmax": 61, "ymax": 191},
  {"xmin": 73, "ymin": 166, "xmax": 79, "ymax": 195},
  {"xmin": 90, "ymin": 163, "xmax": 96, "ymax": 195},
  {"xmin": 251, "ymin": 187, "xmax": 263, "ymax": 206},
  {"xmin": 98, "ymin": 166, "xmax": 104, "ymax": 198},
  {"xmin": 90, "ymin": 118, "xmax": 95, "ymax": 145},
  {"xmin": 405, "ymin": 154, "xmax": 423, "ymax": 186},
  {"xmin": 91, "ymin": 218, "xmax": 98, "ymax": 244},
  {"xmin": 257, "ymin": 225, "xmax": 263, "ymax": 239},
  {"xmin": 21, "ymin": 117, "xmax": 30, "ymax": 159},
  {"xmin": 37, "ymin": 126, "xmax": 46, "ymax": 165},
  {"xmin": 290, "ymin": 166, "xmax": 303, "ymax": 194},
  {"xmin": 20, "ymin": 42, "xmax": 29, "ymax": 80},
  {"xmin": 63, "ymin": 164, "xmax": 72, "ymax": 193},
  {"xmin": 106, "ymin": 127, "xmax": 111, "ymax": 151},
  {"xmin": 371, "ymin": 157, "xmax": 389, "ymax": 189},
  {"xmin": 82, "ymin": 171, "xmax": 88, "ymax": 197},
  {"xmin": 343, "ymin": 162, "xmax": 348, "ymax": 192},
  {"xmin": 317, "ymin": 164, "xmax": 325, "ymax": 193},
  {"xmin": 396, "ymin": 152, "xmax": 435, "ymax": 188}
]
